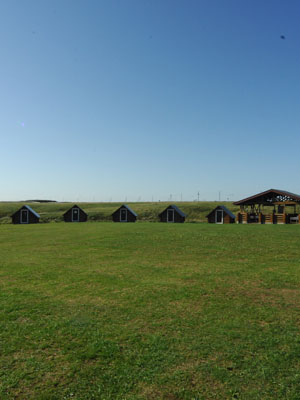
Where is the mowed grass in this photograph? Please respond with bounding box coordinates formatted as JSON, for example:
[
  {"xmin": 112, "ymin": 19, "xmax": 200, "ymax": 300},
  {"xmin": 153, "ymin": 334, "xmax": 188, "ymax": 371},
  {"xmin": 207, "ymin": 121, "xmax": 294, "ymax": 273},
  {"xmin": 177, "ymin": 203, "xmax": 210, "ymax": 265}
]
[{"xmin": 1, "ymin": 223, "xmax": 300, "ymax": 399}]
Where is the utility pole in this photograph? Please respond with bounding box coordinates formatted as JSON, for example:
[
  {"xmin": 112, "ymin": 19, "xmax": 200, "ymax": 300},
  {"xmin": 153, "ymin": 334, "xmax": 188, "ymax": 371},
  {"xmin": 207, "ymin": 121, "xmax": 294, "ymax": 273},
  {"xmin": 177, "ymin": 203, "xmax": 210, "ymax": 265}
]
[
  {"xmin": 197, "ymin": 192, "xmax": 200, "ymax": 202},
  {"xmin": 218, "ymin": 191, "xmax": 221, "ymax": 202}
]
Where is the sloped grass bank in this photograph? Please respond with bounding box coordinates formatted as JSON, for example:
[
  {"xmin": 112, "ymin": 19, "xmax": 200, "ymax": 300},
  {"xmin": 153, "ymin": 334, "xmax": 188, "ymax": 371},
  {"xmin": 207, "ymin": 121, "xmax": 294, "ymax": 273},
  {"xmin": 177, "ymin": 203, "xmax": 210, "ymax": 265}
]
[{"xmin": 0, "ymin": 201, "xmax": 240, "ymax": 223}]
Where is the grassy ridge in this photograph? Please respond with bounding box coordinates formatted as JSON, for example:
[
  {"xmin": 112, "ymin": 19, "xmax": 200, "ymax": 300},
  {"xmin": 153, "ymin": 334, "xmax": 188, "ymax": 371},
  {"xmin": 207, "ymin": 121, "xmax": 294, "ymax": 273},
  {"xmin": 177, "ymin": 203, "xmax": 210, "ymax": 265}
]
[
  {"xmin": 1, "ymin": 223, "xmax": 300, "ymax": 399},
  {"xmin": 0, "ymin": 201, "xmax": 240, "ymax": 224}
]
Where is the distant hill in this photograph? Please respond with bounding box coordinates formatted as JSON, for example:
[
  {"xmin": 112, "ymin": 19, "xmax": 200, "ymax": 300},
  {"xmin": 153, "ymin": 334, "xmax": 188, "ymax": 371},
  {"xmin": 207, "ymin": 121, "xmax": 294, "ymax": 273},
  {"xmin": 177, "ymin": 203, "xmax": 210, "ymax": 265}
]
[{"xmin": 24, "ymin": 200, "xmax": 57, "ymax": 203}]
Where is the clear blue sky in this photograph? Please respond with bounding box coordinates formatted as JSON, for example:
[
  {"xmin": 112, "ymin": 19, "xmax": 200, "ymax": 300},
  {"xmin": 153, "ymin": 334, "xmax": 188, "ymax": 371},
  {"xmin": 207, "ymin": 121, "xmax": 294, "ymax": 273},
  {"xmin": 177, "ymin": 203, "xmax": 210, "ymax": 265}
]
[{"xmin": 1, "ymin": 0, "xmax": 300, "ymax": 202}]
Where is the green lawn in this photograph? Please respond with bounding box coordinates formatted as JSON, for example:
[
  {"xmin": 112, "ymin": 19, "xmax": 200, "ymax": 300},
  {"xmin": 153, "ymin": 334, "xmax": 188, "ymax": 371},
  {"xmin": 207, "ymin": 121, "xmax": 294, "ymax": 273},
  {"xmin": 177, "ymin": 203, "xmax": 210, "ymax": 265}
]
[{"xmin": 1, "ymin": 223, "xmax": 300, "ymax": 399}]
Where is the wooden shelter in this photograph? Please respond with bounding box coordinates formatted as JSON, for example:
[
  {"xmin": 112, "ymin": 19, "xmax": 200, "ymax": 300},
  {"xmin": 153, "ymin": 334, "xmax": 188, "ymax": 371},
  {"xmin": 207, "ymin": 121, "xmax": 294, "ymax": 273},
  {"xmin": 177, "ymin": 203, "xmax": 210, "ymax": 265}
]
[
  {"xmin": 159, "ymin": 205, "xmax": 186, "ymax": 223},
  {"xmin": 112, "ymin": 204, "xmax": 137, "ymax": 222},
  {"xmin": 63, "ymin": 205, "xmax": 88, "ymax": 222},
  {"xmin": 206, "ymin": 205, "xmax": 235, "ymax": 224},
  {"xmin": 11, "ymin": 205, "xmax": 40, "ymax": 224},
  {"xmin": 234, "ymin": 189, "xmax": 300, "ymax": 224}
]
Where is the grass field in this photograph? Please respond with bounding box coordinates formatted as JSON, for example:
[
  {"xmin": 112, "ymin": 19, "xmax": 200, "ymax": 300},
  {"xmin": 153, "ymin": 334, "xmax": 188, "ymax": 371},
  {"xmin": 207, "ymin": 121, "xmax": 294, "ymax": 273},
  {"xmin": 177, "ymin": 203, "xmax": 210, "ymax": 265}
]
[
  {"xmin": 0, "ymin": 201, "xmax": 241, "ymax": 224},
  {"xmin": 1, "ymin": 222, "xmax": 300, "ymax": 399}
]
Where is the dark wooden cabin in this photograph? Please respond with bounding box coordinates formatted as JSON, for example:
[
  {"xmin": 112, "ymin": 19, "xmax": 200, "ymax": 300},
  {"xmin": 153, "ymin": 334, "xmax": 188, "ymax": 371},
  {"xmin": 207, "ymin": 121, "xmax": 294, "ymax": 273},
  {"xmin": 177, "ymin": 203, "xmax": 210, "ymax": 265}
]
[
  {"xmin": 234, "ymin": 189, "xmax": 300, "ymax": 224},
  {"xmin": 159, "ymin": 205, "xmax": 186, "ymax": 223},
  {"xmin": 112, "ymin": 204, "xmax": 137, "ymax": 222},
  {"xmin": 11, "ymin": 205, "xmax": 40, "ymax": 224},
  {"xmin": 63, "ymin": 205, "xmax": 88, "ymax": 222},
  {"xmin": 206, "ymin": 205, "xmax": 236, "ymax": 224}
]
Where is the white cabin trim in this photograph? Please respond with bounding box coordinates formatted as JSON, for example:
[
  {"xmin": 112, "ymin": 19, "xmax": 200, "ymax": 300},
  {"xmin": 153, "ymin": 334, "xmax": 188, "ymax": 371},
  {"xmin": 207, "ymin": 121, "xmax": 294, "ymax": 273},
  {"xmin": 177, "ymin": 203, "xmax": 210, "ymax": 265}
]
[
  {"xmin": 167, "ymin": 209, "xmax": 174, "ymax": 223},
  {"xmin": 72, "ymin": 208, "xmax": 80, "ymax": 222},
  {"xmin": 120, "ymin": 208, "xmax": 128, "ymax": 222},
  {"xmin": 215, "ymin": 209, "xmax": 223, "ymax": 224},
  {"xmin": 20, "ymin": 209, "xmax": 29, "ymax": 224}
]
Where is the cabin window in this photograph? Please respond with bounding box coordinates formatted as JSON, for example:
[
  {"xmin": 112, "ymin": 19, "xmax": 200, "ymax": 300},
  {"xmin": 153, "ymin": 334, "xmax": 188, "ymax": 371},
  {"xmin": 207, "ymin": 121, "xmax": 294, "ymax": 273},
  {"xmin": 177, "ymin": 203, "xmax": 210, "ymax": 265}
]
[
  {"xmin": 20, "ymin": 209, "xmax": 29, "ymax": 224},
  {"xmin": 216, "ymin": 210, "xmax": 223, "ymax": 224},
  {"xmin": 167, "ymin": 209, "xmax": 174, "ymax": 222},
  {"xmin": 72, "ymin": 208, "xmax": 79, "ymax": 222},
  {"xmin": 120, "ymin": 208, "xmax": 127, "ymax": 222}
]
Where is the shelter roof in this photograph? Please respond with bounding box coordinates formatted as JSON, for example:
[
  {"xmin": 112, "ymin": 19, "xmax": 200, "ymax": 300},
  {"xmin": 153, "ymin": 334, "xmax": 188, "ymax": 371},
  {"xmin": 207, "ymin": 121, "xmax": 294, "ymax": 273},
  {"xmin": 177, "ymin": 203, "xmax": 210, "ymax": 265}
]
[{"xmin": 233, "ymin": 189, "xmax": 300, "ymax": 206}]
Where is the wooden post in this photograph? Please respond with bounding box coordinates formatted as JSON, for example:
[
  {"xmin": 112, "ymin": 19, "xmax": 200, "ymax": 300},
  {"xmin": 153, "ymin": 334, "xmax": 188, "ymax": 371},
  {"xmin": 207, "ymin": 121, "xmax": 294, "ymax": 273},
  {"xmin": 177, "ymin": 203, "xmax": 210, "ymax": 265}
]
[
  {"xmin": 283, "ymin": 214, "xmax": 286, "ymax": 224},
  {"xmin": 270, "ymin": 213, "xmax": 273, "ymax": 224},
  {"xmin": 258, "ymin": 213, "xmax": 262, "ymax": 224}
]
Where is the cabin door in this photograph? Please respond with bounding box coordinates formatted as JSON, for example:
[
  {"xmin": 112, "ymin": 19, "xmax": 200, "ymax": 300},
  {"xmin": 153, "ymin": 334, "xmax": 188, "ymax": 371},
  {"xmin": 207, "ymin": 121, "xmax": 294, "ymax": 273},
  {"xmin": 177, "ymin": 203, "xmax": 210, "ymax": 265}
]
[
  {"xmin": 20, "ymin": 209, "xmax": 29, "ymax": 224},
  {"xmin": 215, "ymin": 210, "xmax": 223, "ymax": 224},
  {"xmin": 167, "ymin": 209, "xmax": 174, "ymax": 222},
  {"xmin": 120, "ymin": 209, "xmax": 127, "ymax": 222},
  {"xmin": 72, "ymin": 208, "xmax": 80, "ymax": 222}
]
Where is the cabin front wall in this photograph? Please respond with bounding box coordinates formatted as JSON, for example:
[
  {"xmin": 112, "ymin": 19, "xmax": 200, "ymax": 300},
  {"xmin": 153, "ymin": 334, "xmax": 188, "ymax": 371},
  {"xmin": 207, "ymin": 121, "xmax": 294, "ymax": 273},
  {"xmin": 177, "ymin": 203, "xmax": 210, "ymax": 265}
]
[
  {"xmin": 223, "ymin": 214, "xmax": 235, "ymax": 224},
  {"xmin": 159, "ymin": 209, "xmax": 185, "ymax": 223},
  {"xmin": 207, "ymin": 210, "xmax": 234, "ymax": 224},
  {"xmin": 207, "ymin": 214, "xmax": 215, "ymax": 223},
  {"xmin": 12, "ymin": 209, "xmax": 39, "ymax": 224},
  {"xmin": 64, "ymin": 208, "xmax": 87, "ymax": 222},
  {"xmin": 112, "ymin": 210, "xmax": 136, "ymax": 222}
]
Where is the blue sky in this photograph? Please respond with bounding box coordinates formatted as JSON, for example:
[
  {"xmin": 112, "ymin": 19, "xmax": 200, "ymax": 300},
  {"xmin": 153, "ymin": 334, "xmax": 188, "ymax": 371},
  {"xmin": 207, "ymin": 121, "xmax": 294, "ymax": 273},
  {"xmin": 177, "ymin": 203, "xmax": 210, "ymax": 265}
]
[{"xmin": 1, "ymin": 0, "xmax": 300, "ymax": 202}]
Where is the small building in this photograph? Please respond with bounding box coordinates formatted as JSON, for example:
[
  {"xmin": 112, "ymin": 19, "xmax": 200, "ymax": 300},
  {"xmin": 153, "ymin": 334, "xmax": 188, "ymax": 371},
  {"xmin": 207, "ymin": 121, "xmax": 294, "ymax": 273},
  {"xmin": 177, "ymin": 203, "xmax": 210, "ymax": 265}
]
[
  {"xmin": 159, "ymin": 205, "xmax": 186, "ymax": 223},
  {"xmin": 112, "ymin": 204, "xmax": 137, "ymax": 222},
  {"xmin": 206, "ymin": 205, "xmax": 236, "ymax": 224},
  {"xmin": 63, "ymin": 205, "xmax": 88, "ymax": 222},
  {"xmin": 234, "ymin": 189, "xmax": 300, "ymax": 224},
  {"xmin": 11, "ymin": 205, "xmax": 40, "ymax": 224}
]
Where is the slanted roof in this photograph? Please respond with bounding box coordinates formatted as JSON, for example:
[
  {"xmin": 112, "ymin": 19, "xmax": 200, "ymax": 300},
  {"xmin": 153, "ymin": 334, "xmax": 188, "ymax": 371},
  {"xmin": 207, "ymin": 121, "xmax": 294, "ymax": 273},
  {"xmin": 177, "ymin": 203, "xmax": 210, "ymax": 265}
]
[
  {"xmin": 63, "ymin": 204, "xmax": 87, "ymax": 216},
  {"xmin": 159, "ymin": 204, "xmax": 186, "ymax": 217},
  {"xmin": 11, "ymin": 205, "xmax": 40, "ymax": 218},
  {"xmin": 206, "ymin": 205, "xmax": 236, "ymax": 219},
  {"xmin": 112, "ymin": 204, "xmax": 138, "ymax": 217},
  {"xmin": 233, "ymin": 189, "xmax": 300, "ymax": 206}
]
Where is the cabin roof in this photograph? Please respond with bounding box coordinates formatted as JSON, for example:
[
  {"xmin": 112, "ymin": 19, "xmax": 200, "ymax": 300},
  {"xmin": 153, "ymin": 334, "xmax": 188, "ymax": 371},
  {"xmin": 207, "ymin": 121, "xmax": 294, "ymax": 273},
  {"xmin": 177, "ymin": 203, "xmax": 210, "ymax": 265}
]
[
  {"xmin": 233, "ymin": 189, "xmax": 300, "ymax": 206},
  {"xmin": 206, "ymin": 205, "xmax": 236, "ymax": 219},
  {"xmin": 11, "ymin": 205, "xmax": 40, "ymax": 218},
  {"xmin": 159, "ymin": 204, "xmax": 186, "ymax": 217},
  {"xmin": 63, "ymin": 204, "xmax": 87, "ymax": 216},
  {"xmin": 112, "ymin": 204, "xmax": 138, "ymax": 217}
]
